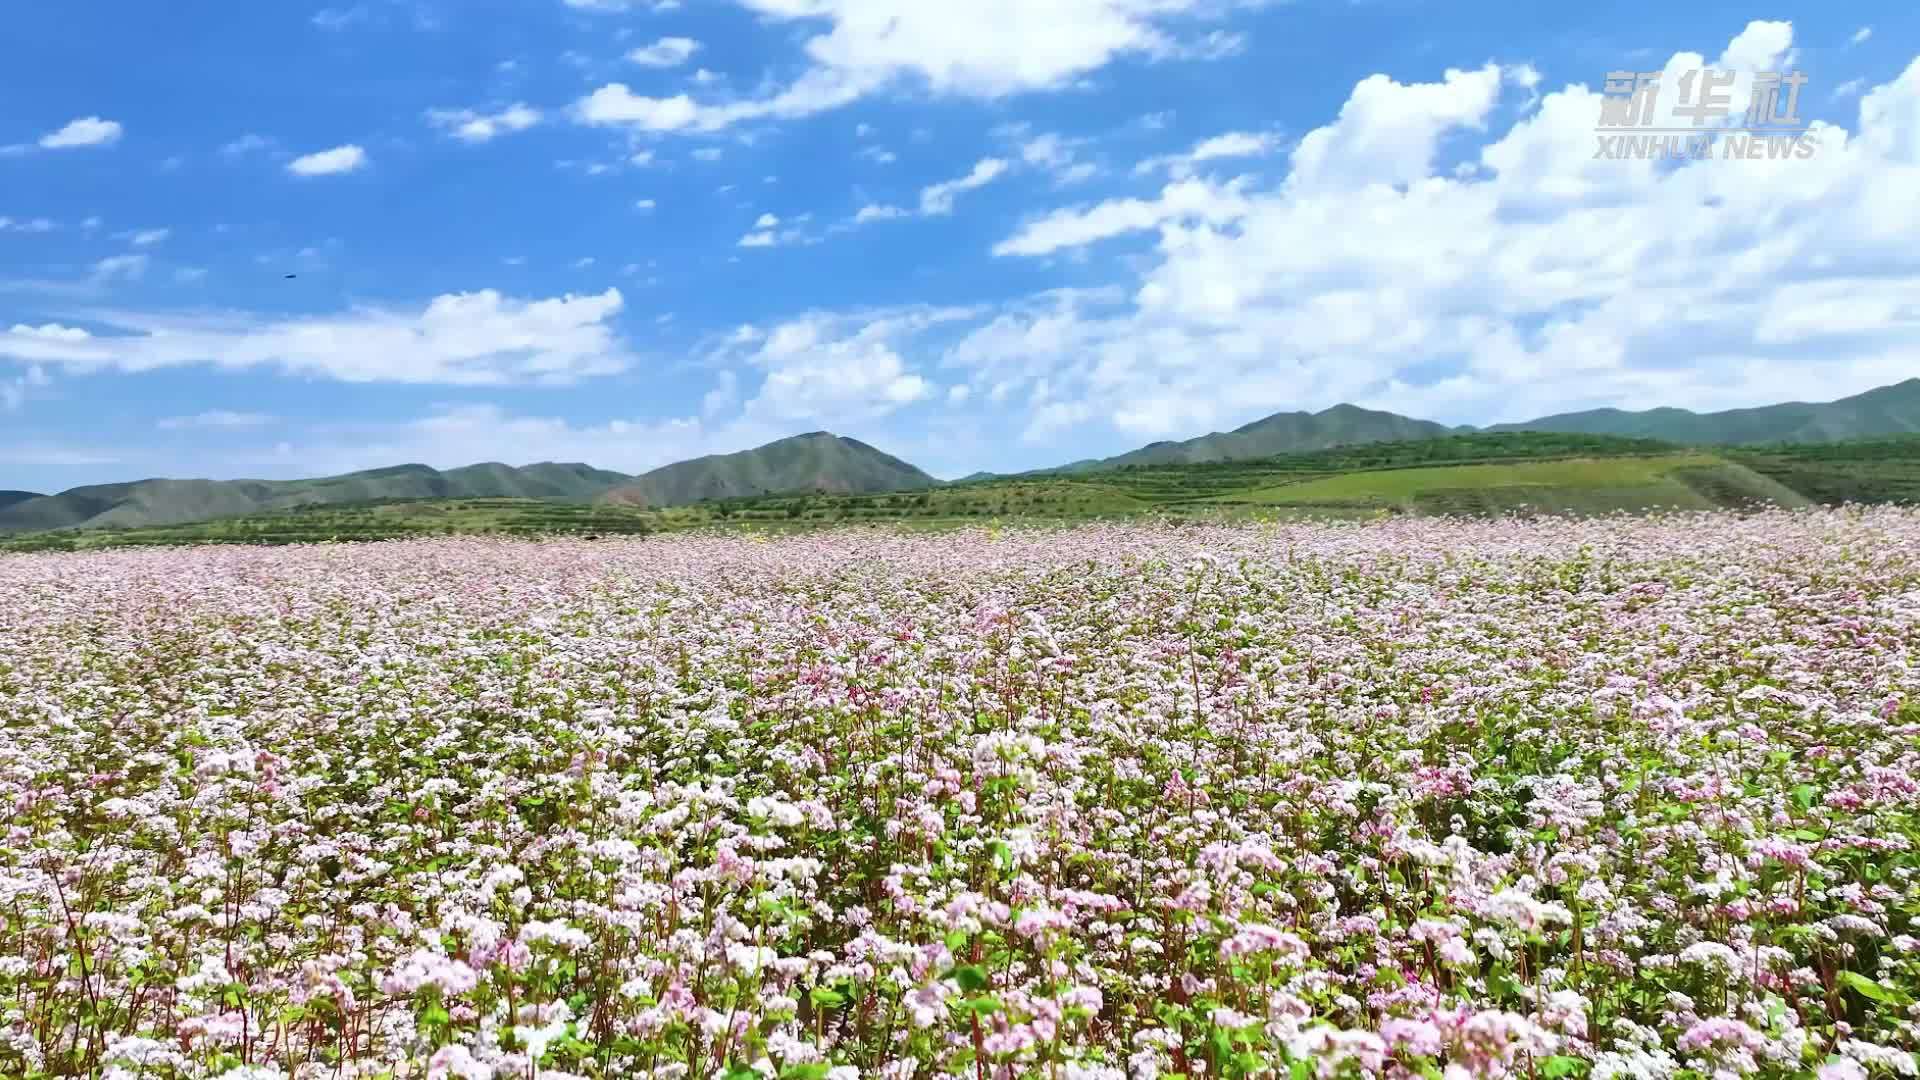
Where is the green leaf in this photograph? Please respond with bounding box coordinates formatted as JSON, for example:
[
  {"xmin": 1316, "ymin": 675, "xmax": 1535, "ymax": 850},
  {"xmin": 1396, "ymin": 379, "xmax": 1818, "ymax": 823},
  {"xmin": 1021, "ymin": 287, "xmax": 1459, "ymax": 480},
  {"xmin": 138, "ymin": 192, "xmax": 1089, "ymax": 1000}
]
[
  {"xmin": 949, "ymin": 965, "xmax": 991, "ymax": 993},
  {"xmin": 964, "ymin": 996, "xmax": 1004, "ymax": 1015},
  {"xmin": 1838, "ymin": 970, "xmax": 1912, "ymax": 1006},
  {"xmin": 1792, "ymin": 784, "xmax": 1818, "ymax": 810},
  {"xmin": 781, "ymin": 1066, "xmax": 832, "ymax": 1080},
  {"xmin": 809, "ymin": 987, "xmax": 848, "ymax": 1008},
  {"xmin": 1542, "ymin": 1056, "xmax": 1587, "ymax": 1078}
]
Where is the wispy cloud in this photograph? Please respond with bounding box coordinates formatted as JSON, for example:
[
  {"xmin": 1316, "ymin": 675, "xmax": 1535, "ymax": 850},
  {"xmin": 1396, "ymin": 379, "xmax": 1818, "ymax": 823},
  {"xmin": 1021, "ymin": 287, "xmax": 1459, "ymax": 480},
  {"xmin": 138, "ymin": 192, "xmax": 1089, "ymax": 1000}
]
[
  {"xmin": 157, "ymin": 410, "xmax": 277, "ymax": 431},
  {"xmin": 426, "ymin": 104, "xmax": 541, "ymax": 143},
  {"xmin": 287, "ymin": 144, "xmax": 368, "ymax": 176},
  {"xmin": 628, "ymin": 37, "xmax": 700, "ymax": 68}
]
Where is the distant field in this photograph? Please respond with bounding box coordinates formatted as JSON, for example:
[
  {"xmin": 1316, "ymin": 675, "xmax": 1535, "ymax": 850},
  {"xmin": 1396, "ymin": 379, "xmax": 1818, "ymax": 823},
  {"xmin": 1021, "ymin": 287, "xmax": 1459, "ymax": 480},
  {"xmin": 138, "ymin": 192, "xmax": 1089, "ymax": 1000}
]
[{"xmin": 1225, "ymin": 454, "xmax": 1778, "ymax": 509}]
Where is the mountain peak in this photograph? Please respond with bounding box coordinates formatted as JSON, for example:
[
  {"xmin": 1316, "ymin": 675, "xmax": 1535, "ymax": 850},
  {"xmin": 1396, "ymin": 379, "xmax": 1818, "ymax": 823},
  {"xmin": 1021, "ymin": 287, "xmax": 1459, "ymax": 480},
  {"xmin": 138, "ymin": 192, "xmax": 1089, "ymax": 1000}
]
[{"xmin": 597, "ymin": 432, "xmax": 933, "ymax": 509}]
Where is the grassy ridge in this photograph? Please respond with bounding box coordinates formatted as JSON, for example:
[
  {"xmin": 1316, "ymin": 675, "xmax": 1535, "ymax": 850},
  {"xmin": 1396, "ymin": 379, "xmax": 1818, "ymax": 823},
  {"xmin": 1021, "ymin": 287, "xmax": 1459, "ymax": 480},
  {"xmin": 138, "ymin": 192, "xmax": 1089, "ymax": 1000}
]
[{"xmin": 8, "ymin": 432, "xmax": 1920, "ymax": 552}]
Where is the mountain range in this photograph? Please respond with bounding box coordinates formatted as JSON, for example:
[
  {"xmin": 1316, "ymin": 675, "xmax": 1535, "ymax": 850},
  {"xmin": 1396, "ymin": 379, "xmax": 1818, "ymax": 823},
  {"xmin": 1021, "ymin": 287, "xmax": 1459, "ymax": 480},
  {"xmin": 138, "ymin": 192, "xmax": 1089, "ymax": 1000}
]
[
  {"xmin": 3, "ymin": 378, "xmax": 1917, "ymax": 535},
  {"xmin": 0, "ymin": 433, "xmax": 936, "ymax": 535}
]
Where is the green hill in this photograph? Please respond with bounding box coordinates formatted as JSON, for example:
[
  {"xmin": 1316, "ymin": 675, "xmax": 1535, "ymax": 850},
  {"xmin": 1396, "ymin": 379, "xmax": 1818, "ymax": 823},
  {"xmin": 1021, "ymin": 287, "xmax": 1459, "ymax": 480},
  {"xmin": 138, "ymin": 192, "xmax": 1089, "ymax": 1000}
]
[
  {"xmin": 600, "ymin": 432, "xmax": 936, "ymax": 507},
  {"xmin": 0, "ymin": 491, "xmax": 42, "ymax": 512},
  {"xmin": 1077, "ymin": 380, "xmax": 1920, "ymax": 472},
  {"xmin": 0, "ymin": 433, "xmax": 935, "ymax": 535},
  {"xmin": 1495, "ymin": 378, "xmax": 1920, "ymax": 444},
  {"xmin": 0, "ymin": 462, "xmax": 634, "ymax": 534},
  {"xmin": 1069, "ymin": 404, "xmax": 1456, "ymax": 471}
]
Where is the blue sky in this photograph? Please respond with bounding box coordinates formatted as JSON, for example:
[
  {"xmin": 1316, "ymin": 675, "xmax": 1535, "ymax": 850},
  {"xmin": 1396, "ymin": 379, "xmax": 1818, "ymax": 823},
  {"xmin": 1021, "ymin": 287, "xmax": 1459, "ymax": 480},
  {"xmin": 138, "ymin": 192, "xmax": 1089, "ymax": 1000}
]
[{"xmin": 2, "ymin": 1, "xmax": 1917, "ymax": 492}]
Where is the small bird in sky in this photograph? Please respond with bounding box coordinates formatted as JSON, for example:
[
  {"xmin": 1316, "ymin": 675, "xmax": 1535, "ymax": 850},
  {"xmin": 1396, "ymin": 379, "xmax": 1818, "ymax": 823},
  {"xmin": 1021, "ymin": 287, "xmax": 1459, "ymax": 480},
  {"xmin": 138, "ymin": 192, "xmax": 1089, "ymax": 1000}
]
[{"xmin": 284, "ymin": 274, "xmax": 297, "ymax": 280}]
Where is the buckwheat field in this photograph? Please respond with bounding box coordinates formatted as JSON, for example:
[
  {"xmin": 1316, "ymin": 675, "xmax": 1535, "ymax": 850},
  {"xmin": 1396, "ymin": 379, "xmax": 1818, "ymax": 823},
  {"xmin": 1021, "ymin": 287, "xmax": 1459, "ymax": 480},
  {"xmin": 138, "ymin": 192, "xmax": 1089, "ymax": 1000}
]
[{"xmin": 3, "ymin": 510, "xmax": 1917, "ymax": 1080}]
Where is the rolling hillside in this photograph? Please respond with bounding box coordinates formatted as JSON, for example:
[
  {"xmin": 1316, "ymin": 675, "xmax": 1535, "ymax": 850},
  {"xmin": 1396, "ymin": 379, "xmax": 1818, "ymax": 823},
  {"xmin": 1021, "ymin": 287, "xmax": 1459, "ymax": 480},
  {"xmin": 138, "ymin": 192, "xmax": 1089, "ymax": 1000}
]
[
  {"xmin": 0, "ymin": 434, "xmax": 934, "ymax": 535},
  {"xmin": 1495, "ymin": 378, "xmax": 1920, "ymax": 444},
  {"xmin": 0, "ymin": 462, "xmax": 633, "ymax": 534},
  {"xmin": 19, "ymin": 432, "xmax": 1920, "ymax": 553},
  {"xmin": 8, "ymin": 378, "xmax": 1920, "ymax": 539},
  {"xmin": 599, "ymin": 432, "xmax": 936, "ymax": 507},
  {"xmin": 1073, "ymin": 380, "xmax": 1920, "ymax": 472},
  {"xmin": 1066, "ymin": 404, "xmax": 1457, "ymax": 471}
]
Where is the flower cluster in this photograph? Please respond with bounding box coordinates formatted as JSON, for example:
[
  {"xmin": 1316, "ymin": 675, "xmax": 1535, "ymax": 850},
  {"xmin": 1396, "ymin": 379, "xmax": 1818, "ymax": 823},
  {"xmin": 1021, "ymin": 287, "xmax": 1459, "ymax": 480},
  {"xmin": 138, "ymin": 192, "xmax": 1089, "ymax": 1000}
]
[{"xmin": 2, "ymin": 510, "xmax": 1917, "ymax": 1078}]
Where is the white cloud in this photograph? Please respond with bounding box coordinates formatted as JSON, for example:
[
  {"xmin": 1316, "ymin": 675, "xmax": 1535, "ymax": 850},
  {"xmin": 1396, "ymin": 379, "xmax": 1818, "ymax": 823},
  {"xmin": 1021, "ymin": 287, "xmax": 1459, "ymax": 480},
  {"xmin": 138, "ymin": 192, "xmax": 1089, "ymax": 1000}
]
[
  {"xmin": 1852, "ymin": 26, "xmax": 1873, "ymax": 45},
  {"xmin": 287, "ymin": 144, "xmax": 368, "ymax": 176},
  {"xmin": 0, "ymin": 288, "xmax": 633, "ymax": 385},
  {"xmin": 220, "ymin": 134, "xmax": 273, "ymax": 157},
  {"xmin": 92, "ymin": 254, "xmax": 150, "ymax": 281},
  {"xmin": 8, "ymin": 324, "xmax": 92, "ymax": 343},
  {"xmin": 1835, "ymin": 78, "xmax": 1866, "ymax": 99},
  {"xmin": 1286, "ymin": 63, "xmax": 1505, "ymax": 196},
  {"xmin": 853, "ymin": 203, "xmax": 908, "ymax": 224},
  {"xmin": 635, "ymin": 198, "xmax": 657, "ymax": 211},
  {"xmin": 562, "ymin": 0, "xmax": 672, "ymax": 10},
  {"xmin": 0, "ymin": 365, "xmax": 50, "ymax": 413},
  {"xmin": 994, "ymin": 177, "xmax": 1253, "ymax": 257},
  {"xmin": 919, "ymin": 157, "xmax": 1008, "ymax": 215},
  {"xmin": 1135, "ymin": 130, "xmax": 1279, "ymax": 178},
  {"xmin": 39, "ymin": 116, "xmax": 123, "ymax": 149},
  {"xmin": 866, "ymin": 26, "xmax": 1920, "ymax": 448},
  {"xmin": 0, "ymin": 217, "xmax": 57, "ymax": 234},
  {"xmin": 692, "ymin": 146, "xmax": 724, "ymax": 161},
  {"xmin": 738, "ymin": 231, "xmax": 777, "ymax": 247},
  {"xmin": 312, "ymin": 6, "xmax": 370, "ymax": 30},
  {"xmin": 701, "ymin": 369, "xmax": 739, "ymax": 418},
  {"xmin": 128, "ymin": 228, "xmax": 170, "ymax": 247},
  {"xmin": 574, "ymin": 0, "xmax": 1243, "ymax": 135},
  {"xmin": 711, "ymin": 310, "xmax": 969, "ymax": 424},
  {"xmin": 628, "ymin": 37, "xmax": 700, "ymax": 67},
  {"xmin": 1015, "ymin": 132, "xmax": 1099, "ymax": 185},
  {"xmin": 427, "ymin": 104, "xmax": 541, "ymax": 142},
  {"xmin": 157, "ymin": 410, "xmax": 276, "ymax": 430},
  {"xmin": 858, "ymin": 145, "xmax": 897, "ymax": 164},
  {"xmin": 755, "ymin": 212, "xmax": 780, "ymax": 228}
]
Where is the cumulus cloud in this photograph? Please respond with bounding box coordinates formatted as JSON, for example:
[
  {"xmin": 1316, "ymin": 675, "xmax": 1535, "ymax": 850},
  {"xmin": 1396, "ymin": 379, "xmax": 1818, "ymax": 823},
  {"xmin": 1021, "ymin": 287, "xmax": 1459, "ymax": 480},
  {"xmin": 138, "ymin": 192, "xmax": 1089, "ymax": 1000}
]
[
  {"xmin": 884, "ymin": 24, "xmax": 1920, "ymax": 446},
  {"xmin": 706, "ymin": 308, "xmax": 980, "ymax": 425},
  {"xmin": 427, "ymin": 104, "xmax": 541, "ymax": 142},
  {"xmin": 287, "ymin": 144, "xmax": 368, "ymax": 175},
  {"xmin": 0, "ymin": 288, "xmax": 634, "ymax": 385},
  {"xmin": 39, "ymin": 116, "xmax": 123, "ymax": 149}
]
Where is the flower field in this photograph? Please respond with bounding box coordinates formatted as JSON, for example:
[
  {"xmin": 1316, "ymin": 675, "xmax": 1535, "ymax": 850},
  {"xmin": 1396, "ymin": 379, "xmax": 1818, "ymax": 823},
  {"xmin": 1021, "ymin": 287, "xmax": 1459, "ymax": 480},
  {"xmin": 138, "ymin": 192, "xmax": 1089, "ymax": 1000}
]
[{"xmin": 2, "ymin": 511, "xmax": 1918, "ymax": 1080}]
